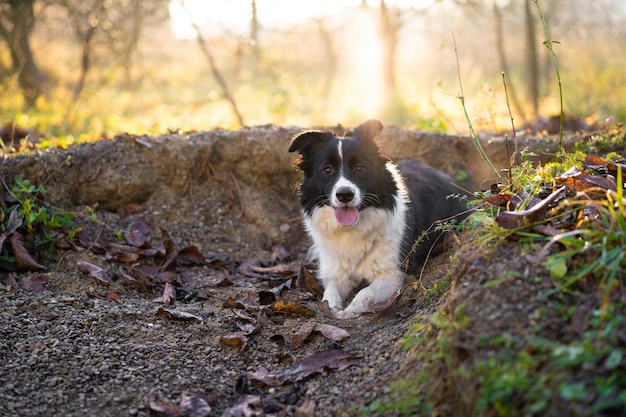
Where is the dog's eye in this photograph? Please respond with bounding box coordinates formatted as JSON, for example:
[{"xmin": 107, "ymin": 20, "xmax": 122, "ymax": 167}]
[
  {"xmin": 322, "ymin": 166, "xmax": 335, "ymax": 176},
  {"xmin": 354, "ymin": 164, "xmax": 367, "ymax": 174}
]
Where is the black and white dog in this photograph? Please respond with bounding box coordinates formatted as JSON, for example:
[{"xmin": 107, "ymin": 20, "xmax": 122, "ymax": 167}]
[{"xmin": 289, "ymin": 119, "xmax": 468, "ymax": 318}]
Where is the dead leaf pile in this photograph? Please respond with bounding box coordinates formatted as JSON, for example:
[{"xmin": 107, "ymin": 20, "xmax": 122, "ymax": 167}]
[
  {"xmin": 488, "ymin": 155, "xmax": 626, "ymax": 234},
  {"xmin": 71, "ymin": 219, "xmax": 212, "ymax": 302},
  {"xmin": 0, "ymin": 209, "xmax": 45, "ymax": 272}
]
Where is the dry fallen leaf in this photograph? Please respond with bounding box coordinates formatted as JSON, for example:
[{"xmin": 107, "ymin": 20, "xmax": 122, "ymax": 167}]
[
  {"xmin": 372, "ymin": 288, "xmax": 404, "ymax": 319},
  {"xmin": 290, "ymin": 321, "xmax": 317, "ymax": 350},
  {"xmin": 153, "ymin": 282, "xmax": 176, "ymax": 305},
  {"xmin": 219, "ymin": 332, "xmax": 249, "ymax": 351},
  {"xmin": 20, "ymin": 273, "xmax": 48, "ymax": 294},
  {"xmin": 313, "ymin": 323, "xmax": 350, "ymax": 343},
  {"xmin": 248, "ymin": 367, "xmax": 283, "ymax": 387},
  {"xmin": 232, "ymin": 309, "xmax": 261, "ymax": 335},
  {"xmin": 77, "ymin": 261, "xmax": 114, "ymax": 286},
  {"xmin": 249, "ymin": 349, "xmax": 359, "ymax": 386},
  {"xmin": 496, "ymin": 186, "xmax": 567, "ymax": 229},
  {"xmin": 10, "ymin": 233, "xmax": 45, "ymax": 271},
  {"xmin": 177, "ymin": 245, "xmax": 206, "ymax": 265},
  {"xmin": 6, "ymin": 273, "xmax": 18, "ymax": 295},
  {"xmin": 556, "ymin": 166, "xmax": 616, "ymax": 192},
  {"xmin": 124, "ymin": 218, "xmax": 151, "ymax": 247},
  {"xmin": 155, "ymin": 307, "xmax": 202, "ymax": 322},
  {"xmin": 249, "ymin": 263, "xmax": 294, "ymax": 276},
  {"xmin": 0, "ymin": 209, "xmax": 22, "ymax": 252},
  {"xmin": 295, "ymin": 263, "xmax": 323, "ymax": 299},
  {"xmin": 159, "ymin": 227, "xmax": 179, "ymax": 270},
  {"xmin": 272, "ymin": 299, "xmax": 316, "ymax": 317},
  {"xmin": 211, "ymin": 270, "xmax": 234, "ymax": 287}
]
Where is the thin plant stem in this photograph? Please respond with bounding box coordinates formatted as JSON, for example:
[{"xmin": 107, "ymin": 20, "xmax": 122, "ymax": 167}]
[
  {"xmin": 452, "ymin": 33, "xmax": 505, "ymax": 184},
  {"xmin": 533, "ymin": 0, "xmax": 564, "ymax": 160},
  {"xmin": 502, "ymin": 72, "xmax": 517, "ymax": 184}
]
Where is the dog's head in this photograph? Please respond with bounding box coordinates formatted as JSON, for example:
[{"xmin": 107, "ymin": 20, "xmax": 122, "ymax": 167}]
[{"xmin": 289, "ymin": 119, "xmax": 396, "ymax": 226}]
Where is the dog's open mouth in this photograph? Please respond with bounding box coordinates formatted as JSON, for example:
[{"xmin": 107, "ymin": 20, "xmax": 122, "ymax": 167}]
[{"xmin": 334, "ymin": 206, "xmax": 359, "ymax": 226}]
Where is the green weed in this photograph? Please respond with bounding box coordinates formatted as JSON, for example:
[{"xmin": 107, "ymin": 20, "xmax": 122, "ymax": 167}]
[{"xmin": 1, "ymin": 175, "xmax": 89, "ymax": 264}]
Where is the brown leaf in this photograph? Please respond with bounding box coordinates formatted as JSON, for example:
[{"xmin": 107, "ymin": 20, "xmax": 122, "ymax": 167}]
[
  {"xmin": 607, "ymin": 160, "xmax": 626, "ymax": 178},
  {"xmin": 0, "ymin": 210, "xmax": 22, "ymax": 252},
  {"xmin": 290, "ymin": 321, "xmax": 316, "ymax": 350},
  {"xmin": 314, "ymin": 323, "xmax": 350, "ymax": 343},
  {"xmin": 249, "ymin": 263, "xmax": 294, "ymax": 276},
  {"xmin": 248, "ymin": 367, "xmax": 283, "ymax": 387},
  {"xmin": 117, "ymin": 202, "xmax": 143, "ymax": 219},
  {"xmin": 584, "ymin": 155, "xmax": 606, "ymax": 166},
  {"xmin": 124, "ymin": 219, "xmax": 151, "ymax": 247},
  {"xmin": 281, "ymin": 349, "xmax": 358, "ymax": 383},
  {"xmin": 10, "ymin": 233, "xmax": 45, "ymax": 271},
  {"xmin": 159, "ymin": 227, "xmax": 179, "ymax": 270},
  {"xmin": 372, "ymin": 288, "xmax": 404, "ymax": 319},
  {"xmin": 155, "ymin": 307, "xmax": 202, "ymax": 322},
  {"xmin": 261, "ymin": 278, "xmax": 294, "ymax": 305},
  {"xmin": 155, "ymin": 271, "xmax": 179, "ymax": 284},
  {"xmin": 250, "ymin": 349, "xmax": 359, "ymax": 387},
  {"xmin": 153, "ymin": 282, "xmax": 176, "ymax": 305},
  {"xmin": 219, "ymin": 332, "xmax": 248, "ymax": 349},
  {"xmin": 77, "ymin": 261, "xmax": 113, "ymax": 286},
  {"xmin": 20, "ymin": 273, "xmax": 48, "ymax": 294},
  {"xmin": 556, "ymin": 166, "xmax": 616, "ymax": 192},
  {"xmin": 272, "ymin": 300, "xmax": 316, "ymax": 317},
  {"xmin": 211, "ymin": 270, "xmax": 234, "ymax": 287},
  {"xmin": 222, "ymin": 296, "xmax": 245, "ymax": 309},
  {"xmin": 295, "ymin": 263, "xmax": 323, "ymax": 299},
  {"xmin": 133, "ymin": 264, "xmax": 160, "ymax": 283},
  {"xmin": 496, "ymin": 186, "xmax": 567, "ymax": 229},
  {"xmin": 107, "ymin": 242, "xmax": 141, "ymax": 263},
  {"xmin": 205, "ymin": 253, "xmax": 230, "ymax": 267},
  {"xmin": 177, "ymin": 245, "xmax": 206, "ymax": 265},
  {"xmin": 6, "ymin": 273, "xmax": 17, "ymax": 295},
  {"xmin": 486, "ymin": 191, "xmax": 514, "ymax": 207},
  {"xmin": 232, "ymin": 309, "xmax": 261, "ymax": 335},
  {"xmin": 106, "ymin": 290, "xmax": 121, "ymax": 300}
]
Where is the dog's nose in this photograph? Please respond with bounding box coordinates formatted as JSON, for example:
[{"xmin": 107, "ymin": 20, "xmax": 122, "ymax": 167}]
[{"xmin": 336, "ymin": 187, "xmax": 355, "ymax": 203}]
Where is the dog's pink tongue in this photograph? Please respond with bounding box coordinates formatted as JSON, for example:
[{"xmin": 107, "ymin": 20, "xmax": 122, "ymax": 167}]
[{"xmin": 334, "ymin": 207, "xmax": 359, "ymax": 226}]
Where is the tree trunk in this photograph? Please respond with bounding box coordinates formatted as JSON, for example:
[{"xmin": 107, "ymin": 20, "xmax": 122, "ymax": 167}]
[
  {"xmin": 249, "ymin": 0, "xmax": 259, "ymax": 75},
  {"xmin": 493, "ymin": 0, "xmax": 527, "ymax": 124},
  {"xmin": 315, "ymin": 18, "xmax": 338, "ymax": 123},
  {"xmin": 380, "ymin": 0, "xmax": 402, "ymax": 118},
  {"xmin": 5, "ymin": 0, "xmax": 44, "ymax": 105},
  {"xmin": 379, "ymin": 0, "xmax": 399, "ymax": 116},
  {"xmin": 524, "ymin": 0, "xmax": 540, "ymax": 116},
  {"xmin": 192, "ymin": 24, "xmax": 245, "ymax": 126}
]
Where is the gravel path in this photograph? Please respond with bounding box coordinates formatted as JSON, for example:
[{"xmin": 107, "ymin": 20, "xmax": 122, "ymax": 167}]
[{"xmin": 1, "ymin": 243, "xmax": 450, "ymax": 416}]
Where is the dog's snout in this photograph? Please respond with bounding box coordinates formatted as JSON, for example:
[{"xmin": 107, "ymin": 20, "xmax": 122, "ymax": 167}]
[{"xmin": 336, "ymin": 187, "xmax": 355, "ymax": 203}]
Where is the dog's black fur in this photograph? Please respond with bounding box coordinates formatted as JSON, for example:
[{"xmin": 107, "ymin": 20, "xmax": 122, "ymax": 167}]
[{"xmin": 289, "ymin": 119, "xmax": 468, "ymax": 316}]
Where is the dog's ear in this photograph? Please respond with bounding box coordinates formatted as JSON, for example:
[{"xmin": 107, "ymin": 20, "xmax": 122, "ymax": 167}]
[
  {"xmin": 352, "ymin": 119, "xmax": 383, "ymax": 141},
  {"xmin": 288, "ymin": 131, "xmax": 331, "ymax": 154}
]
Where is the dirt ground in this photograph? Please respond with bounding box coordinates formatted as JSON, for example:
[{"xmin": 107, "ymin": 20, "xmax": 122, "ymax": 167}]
[{"xmin": 0, "ymin": 125, "xmax": 603, "ymax": 416}]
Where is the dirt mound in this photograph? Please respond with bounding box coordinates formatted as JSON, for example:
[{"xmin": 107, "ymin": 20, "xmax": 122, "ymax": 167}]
[{"xmin": 0, "ymin": 125, "xmax": 593, "ymax": 416}]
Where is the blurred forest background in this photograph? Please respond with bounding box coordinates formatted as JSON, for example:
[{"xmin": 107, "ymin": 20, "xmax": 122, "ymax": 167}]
[{"xmin": 1, "ymin": 0, "xmax": 625, "ymax": 146}]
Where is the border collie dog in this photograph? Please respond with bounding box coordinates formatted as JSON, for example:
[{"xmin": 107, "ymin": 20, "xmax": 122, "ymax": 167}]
[{"xmin": 289, "ymin": 119, "xmax": 467, "ymax": 318}]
